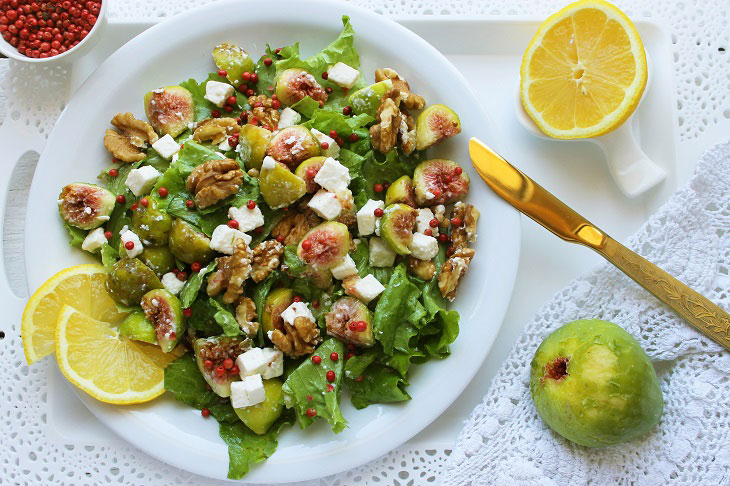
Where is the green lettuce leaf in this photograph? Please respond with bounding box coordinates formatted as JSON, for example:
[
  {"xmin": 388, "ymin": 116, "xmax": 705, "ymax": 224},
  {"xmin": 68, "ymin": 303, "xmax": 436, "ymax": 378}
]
[
  {"xmin": 100, "ymin": 243, "xmax": 119, "ymax": 271},
  {"xmin": 179, "ymin": 260, "xmax": 217, "ymax": 308},
  {"xmin": 179, "ymin": 74, "xmax": 248, "ymax": 123},
  {"xmin": 351, "ymin": 240, "xmax": 394, "ymax": 285},
  {"xmin": 249, "ymin": 204, "xmax": 285, "ymax": 247},
  {"xmin": 64, "ymin": 223, "xmax": 86, "ymax": 248},
  {"xmin": 282, "ymin": 338, "xmax": 347, "ymax": 433},
  {"xmin": 165, "ymin": 190, "xmax": 228, "ymax": 237},
  {"xmin": 210, "ymin": 298, "xmax": 241, "ymax": 337},
  {"xmin": 346, "ymin": 364, "xmax": 410, "ymax": 409},
  {"xmin": 187, "ymin": 297, "xmax": 225, "ymax": 336},
  {"xmin": 282, "ymin": 245, "xmax": 306, "ymax": 277}
]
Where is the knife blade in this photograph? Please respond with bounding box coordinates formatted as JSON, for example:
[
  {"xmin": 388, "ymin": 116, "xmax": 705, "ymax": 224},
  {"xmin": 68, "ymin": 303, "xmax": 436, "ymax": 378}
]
[{"xmin": 469, "ymin": 137, "xmax": 730, "ymax": 351}]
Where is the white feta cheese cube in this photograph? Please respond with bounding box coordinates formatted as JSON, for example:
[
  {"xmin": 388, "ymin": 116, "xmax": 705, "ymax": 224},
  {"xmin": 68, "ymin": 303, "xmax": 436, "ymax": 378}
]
[
  {"xmin": 230, "ymin": 374, "xmax": 266, "ymax": 408},
  {"xmin": 120, "ymin": 229, "xmax": 144, "ymax": 258},
  {"xmin": 125, "ymin": 165, "xmax": 161, "ymax": 197},
  {"xmin": 204, "ymin": 80, "xmax": 234, "ymax": 108},
  {"xmin": 277, "ymin": 107, "xmax": 301, "ymax": 129},
  {"xmin": 280, "ymin": 301, "xmax": 315, "ymax": 326},
  {"xmin": 331, "ymin": 254, "xmax": 358, "ymax": 280},
  {"xmin": 369, "ymin": 237, "xmax": 396, "ymax": 267},
  {"xmin": 228, "ymin": 204, "xmax": 265, "ymax": 232},
  {"xmin": 260, "ymin": 348, "xmax": 284, "ymax": 379},
  {"xmin": 81, "ymin": 227, "xmax": 107, "ymax": 253},
  {"xmin": 308, "ymin": 189, "xmax": 342, "ymax": 220},
  {"xmin": 327, "ymin": 62, "xmax": 360, "ymax": 89},
  {"xmin": 313, "ymin": 157, "xmax": 350, "ymax": 192},
  {"xmin": 236, "ymin": 348, "xmax": 268, "ymax": 377},
  {"xmin": 218, "ymin": 138, "xmax": 233, "ymax": 151},
  {"xmin": 409, "ymin": 232, "xmax": 439, "ymax": 260},
  {"xmin": 353, "ymin": 274, "xmax": 385, "ymax": 303},
  {"xmin": 151, "ymin": 134, "xmax": 180, "ymax": 160},
  {"xmin": 415, "ymin": 207, "xmax": 438, "ymax": 235},
  {"xmin": 356, "ymin": 199, "xmax": 385, "ymax": 236},
  {"xmin": 261, "ymin": 156, "xmax": 277, "ymax": 171},
  {"xmin": 375, "ymin": 218, "xmax": 381, "ymax": 236},
  {"xmin": 310, "ymin": 128, "xmax": 340, "ymax": 159},
  {"xmin": 209, "ymin": 225, "xmax": 251, "ymax": 254},
  {"xmin": 161, "ymin": 272, "xmax": 185, "ymax": 295}
]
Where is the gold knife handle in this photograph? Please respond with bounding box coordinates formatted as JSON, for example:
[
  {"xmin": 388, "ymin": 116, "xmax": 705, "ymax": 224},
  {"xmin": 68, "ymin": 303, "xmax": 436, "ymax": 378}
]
[{"xmin": 594, "ymin": 236, "xmax": 730, "ymax": 351}]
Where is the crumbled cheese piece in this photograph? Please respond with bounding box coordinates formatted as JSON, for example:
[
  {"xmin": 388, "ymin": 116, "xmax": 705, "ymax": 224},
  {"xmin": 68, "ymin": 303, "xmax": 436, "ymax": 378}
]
[
  {"xmin": 353, "ymin": 274, "xmax": 385, "ymax": 303},
  {"xmin": 280, "ymin": 301, "xmax": 314, "ymax": 326},
  {"xmin": 81, "ymin": 227, "xmax": 106, "ymax": 253},
  {"xmin": 307, "ymin": 189, "xmax": 342, "ymax": 220},
  {"xmin": 313, "ymin": 157, "xmax": 350, "ymax": 192},
  {"xmin": 356, "ymin": 199, "xmax": 385, "ymax": 236},
  {"xmin": 161, "ymin": 272, "xmax": 185, "ymax": 295},
  {"xmin": 228, "ymin": 204, "xmax": 265, "ymax": 232},
  {"xmin": 375, "ymin": 218, "xmax": 381, "ymax": 236},
  {"xmin": 204, "ymin": 80, "xmax": 234, "ymax": 107},
  {"xmin": 218, "ymin": 138, "xmax": 233, "ymax": 151},
  {"xmin": 259, "ymin": 348, "xmax": 284, "ymax": 379},
  {"xmin": 369, "ymin": 237, "xmax": 396, "ymax": 267},
  {"xmin": 327, "ymin": 62, "xmax": 360, "ymax": 89},
  {"xmin": 120, "ymin": 229, "xmax": 143, "ymax": 258},
  {"xmin": 261, "ymin": 156, "xmax": 277, "ymax": 171},
  {"xmin": 330, "ymin": 254, "xmax": 357, "ymax": 280},
  {"xmin": 151, "ymin": 134, "xmax": 180, "ymax": 160},
  {"xmin": 230, "ymin": 374, "xmax": 266, "ymax": 408},
  {"xmin": 424, "ymin": 190, "xmax": 435, "ymax": 200},
  {"xmin": 209, "ymin": 225, "xmax": 251, "ymax": 254},
  {"xmin": 409, "ymin": 233, "xmax": 439, "ymax": 260},
  {"xmin": 277, "ymin": 107, "xmax": 301, "ymax": 129},
  {"xmin": 125, "ymin": 165, "xmax": 161, "ymax": 197},
  {"xmin": 415, "ymin": 207, "xmax": 438, "ymax": 235},
  {"xmin": 237, "ymin": 348, "xmax": 284, "ymax": 379},
  {"xmin": 310, "ymin": 128, "xmax": 340, "ymax": 159}
]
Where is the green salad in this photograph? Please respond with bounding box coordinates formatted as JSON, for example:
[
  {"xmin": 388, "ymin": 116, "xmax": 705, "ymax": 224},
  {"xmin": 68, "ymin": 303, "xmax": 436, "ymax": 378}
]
[{"xmin": 56, "ymin": 17, "xmax": 479, "ymax": 479}]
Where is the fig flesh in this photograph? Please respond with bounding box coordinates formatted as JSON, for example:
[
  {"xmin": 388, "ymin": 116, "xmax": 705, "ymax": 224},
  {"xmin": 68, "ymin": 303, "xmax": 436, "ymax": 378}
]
[
  {"xmin": 413, "ymin": 159, "xmax": 470, "ymax": 206},
  {"xmin": 119, "ymin": 310, "xmax": 158, "ymax": 345},
  {"xmin": 415, "ymin": 104, "xmax": 461, "ymax": 151},
  {"xmin": 261, "ymin": 288, "xmax": 294, "ymax": 337},
  {"xmin": 140, "ymin": 289, "xmax": 185, "ymax": 352},
  {"xmin": 144, "ymin": 86, "xmax": 194, "ymax": 137},
  {"xmin": 168, "ymin": 218, "xmax": 215, "ymax": 265},
  {"xmin": 131, "ymin": 197, "xmax": 172, "ymax": 246},
  {"xmin": 294, "ymin": 156, "xmax": 327, "ymax": 193},
  {"xmin": 265, "ymin": 126, "xmax": 320, "ymax": 170},
  {"xmin": 212, "ymin": 43, "xmax": 255, "ymax": 87},
  {"xmin": 106, "ymin": 258, "xmax": 163, "ymax": 307},
  {"xmin": 238, "ymin": 124, "xmax": 272, "ymax": 171},
  {"xmin": 325, "ymin": 296, "xmax": 374, "ymax": 347},
  {"xmin": 194, "ymin": 336, "xmax": 251, "ymax": 397},
  {"xmin": 58, "ymin": 183, "xmax": 116, "ymax": 230},
  {"xmin": 384, "ymin": 175, "xmax": 416, "ymax": 207},
  {"xmin": 233, "ymin": 378, "xmax": 285, "ymax": 434},
  {"xmin": 259, "ymin": 160, "xmax": 307, "ymax": 209},
  {"xmin": 296, "ymin": 221, "xmax": 350, "ymax": 270},
  {"xmin": 275, "ymin": 68, "xmax": 328, "ymax": 107},
  {"xmin": 380, "ymin": 203, "xmax": 417, "ymax": 255}
]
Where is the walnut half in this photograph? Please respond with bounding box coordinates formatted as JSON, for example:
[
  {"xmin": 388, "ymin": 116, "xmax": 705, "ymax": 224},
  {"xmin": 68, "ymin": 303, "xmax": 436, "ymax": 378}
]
[
  {"xmin": 270, "ymin": 316, "xmax": 322, "ymax": 357},
  {"xmin": 374, "ymin": 68, "xmax": 426, "ymax": 110},
  {"xmin": 104, "ymin": 129, "xmax": 146, "ymax": 162},
  {"xmin": 246, "ymin": 95, "xmax": 280, "ymax": 130},
  {"xmin": 186, "ymin": 158, "xmax": 244, "ymax": 209},
  {"xmin": 193, "ymin": 117, "xmax": 240, "ymax": 145},
  {"xmin": 369, "ymin": 89, "xmax": 402, "ymax": 154},
  {"xmin": 251, "ymin": 240, "xmax": 284, "ymax": 283},
  {"xmin": 235, "ymin": 297, "xmax": 259, "ymax": 336},
  {"xmin": 438, "ymin": 247, "xmax": 475, "ymax": 302},
  {"xmin": 111, "ymin": 112, "xmax": 159, "ymax": 148},
  {"xmin": 207, "ymin": 239, "xmax": 253, "ymax": 304},
  {"xmin": 451, "ymin": 202, "xmax": 480, "ymax": 250},
  {"xmin": 271, "ymin": 207, "xmax": 321, "ymax": 246}
]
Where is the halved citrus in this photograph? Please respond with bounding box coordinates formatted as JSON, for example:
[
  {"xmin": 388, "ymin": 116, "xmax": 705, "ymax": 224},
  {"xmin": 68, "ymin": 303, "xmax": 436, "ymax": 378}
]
[
  {"xmin": 520, "ymin": 0, "xmax": 647, "ymax": 139},
  {"xmin": 55, "ymin": 305, "xmax": 182, "ymax": 404},
  {"xmin": 22, "ymin": 264, "xmax": 127, "ymax": 365}
]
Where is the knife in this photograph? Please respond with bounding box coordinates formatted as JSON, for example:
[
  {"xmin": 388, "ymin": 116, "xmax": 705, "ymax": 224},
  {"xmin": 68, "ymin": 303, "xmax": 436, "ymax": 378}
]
[{"xmin": 469, "ymin": 137, "xmax": 730, "ymax": 351}]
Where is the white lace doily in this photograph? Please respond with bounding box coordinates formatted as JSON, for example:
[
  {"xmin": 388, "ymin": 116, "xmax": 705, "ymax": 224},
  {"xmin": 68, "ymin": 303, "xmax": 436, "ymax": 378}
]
[
  {"xmin": 444, "ymin": 139, "xmax": 730, "ymax": 485},
  {"xmin": 1, "ymin": 1, "xmax": 729, "ymax": 484}
]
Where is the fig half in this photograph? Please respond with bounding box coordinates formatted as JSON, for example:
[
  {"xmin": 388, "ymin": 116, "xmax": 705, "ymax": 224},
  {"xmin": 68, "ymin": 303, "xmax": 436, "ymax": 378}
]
[
  {"xmin": 212, "ymin": 43, "xmax": 256, "ymax": 87},
  {"xmin": 380, "ymin": 203, "xmax": 417, "ymax": 255},
  {"xmin": 233, "ymin": 378, "xmax": 285, "ymax": 434},
  {"xmin": 325, "ymin": 296, "xmax": 374, "ymax": 347},
  {"xmin": 294, "ymin": 156, "xmax": 327, "ymax": 193},
  {"xmin": 119, "ymin": 310, "xmax": 158, "ymax": 345},
  {"xmin": 413, "ymin": 159, "xmax": 470, "ymax": 206},
  {"xmin": 105, "ymin": 258, "xmax": 163, "ymax": 307},
  {"xmin": 238, "ymin": 124, "xmax": 272, "ymax": 171},
  {"xmin": 259, "ymin": 160, "xmax": 307, "ymax": 209},
  {"xmin": 384, "ymin": 175, "xmax": 416, "ymax": 207},
  {"xmin": 131, "ymin": 197, "xmax": 172, "ymax": 246},
  {"xmin": 265, "ymin": 126, "xmax": 320, "ymax": 170},
  {"xmin": 144, "ymin": 86, "xmax": 194, "ymax": 137},
  {"xmin": 58, "ymin": 183, "xmax": 116, "ymax": 230},
  {"xmin": 275, "ymin": 68, "xmax": 328, "ymax": 107},
  {"xmin": 140, "ymin": 289, "xmax": 185, "ymax": 352},
  {"xmin": 296, "ymin": 221, "xmax": 350, "ymax": 270},
  {"xmin": 168, "ymin": 218, "xmax": 215, "ymax": 265},
  {"xmin": 348, "ymin": 79, "xmax": 393, "ymax": 117},
  {"xmin": 194, "ymin": 336, "xmax": 250, "ymax": 397},
  {"xmin": 415, "ymin": 104, "xmax": 461, "ymax": 151}
]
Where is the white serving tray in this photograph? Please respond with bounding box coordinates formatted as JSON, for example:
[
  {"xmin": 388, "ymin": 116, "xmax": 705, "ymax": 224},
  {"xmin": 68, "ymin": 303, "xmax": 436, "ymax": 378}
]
[{"xmin": 34, "ymin": 16, "xmax": 676, "ymax": 449}]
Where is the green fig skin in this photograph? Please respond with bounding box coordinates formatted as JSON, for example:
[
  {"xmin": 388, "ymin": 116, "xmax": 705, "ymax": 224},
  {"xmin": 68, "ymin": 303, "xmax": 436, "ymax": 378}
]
[{"xmin": 529, "ymin": 319, "xmax": 663, "ymax": 448}]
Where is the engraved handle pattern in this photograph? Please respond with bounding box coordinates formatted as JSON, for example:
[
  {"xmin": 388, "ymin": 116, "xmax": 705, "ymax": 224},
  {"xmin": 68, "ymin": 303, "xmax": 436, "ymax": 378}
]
[{"xmin": 597, "ymin": 237, "xmax": 730, "ymax": 350}]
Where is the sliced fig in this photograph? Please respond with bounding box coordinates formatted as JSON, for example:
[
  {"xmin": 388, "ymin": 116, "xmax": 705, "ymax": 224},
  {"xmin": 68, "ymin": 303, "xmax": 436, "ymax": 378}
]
[
  {"xmin": 212, "ymin": 43, "xmax": 255, "ymax": 87},
  {"xmin": 58, "ymin": 183, "xmax": 115, "ymax": 230},
  {"xmin": 294, "ymin": 156, "xmax": 327, "ymax": 193},
  {"xmin": 131, "ymin": 197, "xmax": 172, "ymax": 246},
  {"xmin": 144, "ymin": 86, "xmax": 194, "ymax": 137},
  {"xmin": 380, "ymin": 203, "xmax": 417, "ymax": 255},
  {"xmin": 275, "ymin": 68, "xmax": 328, "ymax": 107},
  {"xmin": 194, "ymin": 335, "xmax": 251, "ymax": 397},
  {"xmin": 413, "ymin": 159, "xmax": 470, "ymax": 206},
  {"xmin": 304, "ymin": 265, "xmax": 333, "ymax": 289},
  {"xmin": 119, "ymin": 310, "xmax": 158, "ymax": 345},
  {"xmin": 238, "ymin": 124, "xmax": 272, "ymax": 171},
  {"xmin": 325, "ymin": 296, "xmax": 375, "ymax": 347},
  {"xmin": 261, "ymin": 288, "xmax": 294, "ymax": 337},
  {"xmin": 384, "ymin": 175, "xmax": 416, "ymax": 207},
  {"xmin": 139, "ymin": 246, "xmax": 176, "ymax": 276},
  {"xmin": 259, "ymin": 160, "xmax": 307, "ymax": 209},
  {"xmin": 265, "ymin": 126, "xmax": 320, "ymax": 170},
  {"xmin": 348, "ymin": 79, "xmax": 393, "ymax": 117},
  {"xmin": 168, "ymin": 218, "xmax": 215, "ymax": 264},
  {"xmin": 296, "ymin": 221, "xmax": 350, "ymax": 270},
  {"xmin": 140, "ymin": 289, "xmax": 185, "ymax": 353},
  {"xmin": 233, "ymin": 378, "xmax": 285, "ymax": 434},
  {"xmin": 415, "ymin": 104, "xmax": 462, "ymax": 151},
  {"xmin": 106, "ymin": 258, "xmax": 163, "ymax": 307}
]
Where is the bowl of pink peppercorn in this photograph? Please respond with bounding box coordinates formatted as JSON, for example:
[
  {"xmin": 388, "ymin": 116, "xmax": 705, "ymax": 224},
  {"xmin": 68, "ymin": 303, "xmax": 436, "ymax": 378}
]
[{"xmin": 0, "ymin": 0, "xmax": 107, "ymax": 63}]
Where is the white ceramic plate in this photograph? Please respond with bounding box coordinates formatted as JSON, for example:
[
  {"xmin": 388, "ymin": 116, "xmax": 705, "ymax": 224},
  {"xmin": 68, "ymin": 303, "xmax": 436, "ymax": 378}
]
[{"xmin": 25, "ymin": 0, "xmax": 520, "ymax": 482}]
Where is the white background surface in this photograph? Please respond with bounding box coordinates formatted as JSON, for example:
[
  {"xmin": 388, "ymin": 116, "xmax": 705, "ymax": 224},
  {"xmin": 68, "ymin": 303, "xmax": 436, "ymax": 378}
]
[{"xmin": 1, "ymin": 0, "xmax": 729, "ymax": 484}]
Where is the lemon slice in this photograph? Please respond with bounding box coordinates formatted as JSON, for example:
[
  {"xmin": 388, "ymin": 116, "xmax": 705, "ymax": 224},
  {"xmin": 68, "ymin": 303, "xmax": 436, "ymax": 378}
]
[
  {"xmin": 520, "ymin": 0, "xmax": 647, "ymax": 139},
  {"xmin": 22, "ymin": 264, "xmax": 127, "ymax": 365},
  {"xmin": 55, "ymin": 305, "xmax": 182, "ymax": 404}
]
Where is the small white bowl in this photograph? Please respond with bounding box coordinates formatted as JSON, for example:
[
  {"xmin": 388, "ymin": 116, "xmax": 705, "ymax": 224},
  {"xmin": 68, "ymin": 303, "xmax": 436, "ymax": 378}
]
[{"xmin": 0, "ymin": 1, "xmax": 108, "ymax": 65}]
